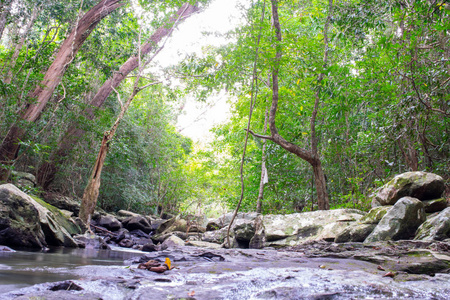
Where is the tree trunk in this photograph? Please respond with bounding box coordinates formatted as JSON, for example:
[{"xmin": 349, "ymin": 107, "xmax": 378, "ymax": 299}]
[
  {"xmin": 79, "ymin": 133, "xmax": 109, "ymax": 225},
  {"xmin": 79, "ymin": 74, "xmax": 143, "ymax": 226},
  {"xmin": 37, "ymin": 3, "xmax": 199, "ymax": 189},
  {"xmin": 256, "ymin": 109, "xmax": 268, "ymax": 213},
  {"xmin": 312, "ymin": 158, "xmax": 330, "ymax": 210},
  {"xmin": 0, "ymin": 0, "xmax": 125, "ymax": 181}
]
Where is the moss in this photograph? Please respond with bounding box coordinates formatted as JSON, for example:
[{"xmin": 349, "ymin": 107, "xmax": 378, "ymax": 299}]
[
  {"xmin": 360, "ymin": 206, "xmax": 391, "ymax": 224},
  {"xmin": 32, "ymin": 196, "xmax": 81, "ymax": 235}
]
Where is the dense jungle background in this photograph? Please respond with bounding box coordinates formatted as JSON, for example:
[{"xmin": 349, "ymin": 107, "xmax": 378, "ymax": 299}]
[{"xmin": 0, "ymin": 0, "xmax": 449, "ymax": 217}]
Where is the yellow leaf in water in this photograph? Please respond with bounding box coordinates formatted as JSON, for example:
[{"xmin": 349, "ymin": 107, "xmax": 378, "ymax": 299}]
[{"xmin": 165, "ymin": 257, "xmax": 172, "ymax": 270}]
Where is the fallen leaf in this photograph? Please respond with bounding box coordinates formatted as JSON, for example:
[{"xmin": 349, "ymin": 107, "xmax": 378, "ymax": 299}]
[
  {"xmin": 165, "ymin": 257, "xmax": 172, "ymax": 270},
  {"xmin": 382, "ymin": 272, "xmax": 396, "ymax": 278},
  {"xmin": 188, "ymin": 291, "xmax": 195, "ymax": 297},
  {"xmin": 377, "ymin": 265, "xmax": 385, "ymax": 271}
]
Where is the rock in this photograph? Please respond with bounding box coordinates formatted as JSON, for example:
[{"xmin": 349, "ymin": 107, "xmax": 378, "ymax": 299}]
[
  {"xmin": 209, "ymin": 212, "xmax": 259, "ymax": 229},
  {"xmin": 206, "ymin": 221, "xmax": 221, "ymax": 231},
  {"xmin": 415, "ymin": 207, "xmax": 450, "ymax": 241},
  {"xmin": 154, "ymin": 216, "xmax": 178, "ymax": 234},
  {"xmin": 152, "ymin": 231, "xmax": 188, "ymax": 243},
  {"xmin": 142, "ymin": 241, "xmax": 158, "ymax": 252},
  {"xmin": 73, "ymin": 233, "xmax": 109, "ymax": 249},
  {"xmin": 335, "ymin": 224, "xmax": 376, "ymax": 243},
  {"xmin": 186, "ymin": 240, "xmax": 222, "ymax": 249},
  {"xmin": 0, "ymin": 245, "xmax": 15, "ymax": 252},
  {"xmin": 11, "ymin": 171, "xmax": 36, "ymax": 189},
  {"xmin": 263, "ymin": 209, "xmax": 364, "ymax": 247},
  {"xmin": 233, "ymin": 222, "xmax": 255, "ymax": 247},
  {"xmin": 0, "ymin": 184, "xmax": 79, "ymax": 248},
  {"xmin": 202, "ymin": 227, "xmax": 230, "ymax": 244},
  {"xmin": 42, "ymin": 193, "xmax": 81, "ymax": 215},
  {"xmin": 359, "ymin": 206, "xmax": 392, "ymax": 224},
  {"xmin": 119, "ymin": 239, "xmax": 134, "ymax": 248},
  {"xmin": 122, "ymin": 216, "xmax": 152, "ymax": 234},
  {"xmin": 371, "ymin": 172, "xmax": 445, "ymax": 207},
  {"xmin": 422, "ymin": 198, "xmax": 448, "ymax": 213},
  {"xmin": 117, "ymin": 210, "xmax": 141, "ymax": 218},
  {"xmin": 97, "ymin": 215, "xmax": 122, "ymax": 231},
  {"xmin": 365, "ymin": 197, "xmax": 426, "ymax": 243},
  {"xmin": 161, "ymin": 235, "xmax": 185, "ymax": 249},
  {"xmin": 335, "ymin": 207, "xmax": 392, "ymax": 243},
  {"xmin": 249, "ymin": 214, "xmax": 265, "ymax": 249}
]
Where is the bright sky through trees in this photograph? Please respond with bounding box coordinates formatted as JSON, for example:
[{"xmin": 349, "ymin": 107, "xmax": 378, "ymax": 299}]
[{"xmin": 153, "ymin": 0, "xmax": 247, "ymax": 142}]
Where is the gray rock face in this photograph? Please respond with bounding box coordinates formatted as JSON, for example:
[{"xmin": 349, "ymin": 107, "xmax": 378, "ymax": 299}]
[
  {"xmin": 97, "ymin": 215, "xmax": 122, "ymax": 231},
  {"xmin": 335, "ymin": 224, "xmax": 377, "ymax": 243},
  {"xmin": 422, "ymin": 198, "xmax": 448, "ymax": 213},
  {"xmin": 122, "ymin": 216, "xmax": 152, "ymax": 234},
  {"xmin": 371, "ymin": 172, "xmax": 445, "ymax": 207},
  {"xmin": 334, "ymin": 206, "xmax": 392, "ymax": 243},
  {"xmin": 233, "ymin": 222, "xmax": 255, "ymax": 247},
  {"xmin": 0, "ymin": 184, "xmax": 79, "ymax": 248},
  {"xmin": 365, "ymin": 197, "xmax": 426, "ymax": 242},
  {"xmin": 415, "ymin": 207, "xmax": 450, "ymax": 241},
  {"xmin": 263, "ymin": 209, "xmax": 364, "ymax": 247}
]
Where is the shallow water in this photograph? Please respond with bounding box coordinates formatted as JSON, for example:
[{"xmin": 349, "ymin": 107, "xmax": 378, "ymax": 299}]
[
  {"xmin": 0, "ymin": 246, "xmax": 143, "ymax": 293},
  {"xmin": 0, "ymin": 247, "xmax": 449, "ymax": 299}
]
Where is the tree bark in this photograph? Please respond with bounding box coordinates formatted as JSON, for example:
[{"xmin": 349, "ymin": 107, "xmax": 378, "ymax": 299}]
[
  {"xmin": 37, "ymin": 3, "xmax": 199, "ymax": 189},
  {"xmin": 79, "ymin": 72, "xmax": 145, "ymax": 225},
  {"xmin": 0, "ymin": 0, "xmax": 126, "ymax": 181}
]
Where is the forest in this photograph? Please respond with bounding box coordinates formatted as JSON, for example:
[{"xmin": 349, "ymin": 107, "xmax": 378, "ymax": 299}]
[{"xmin": 0, "ymin": 0, "xmax": 449, "ymax": 218}]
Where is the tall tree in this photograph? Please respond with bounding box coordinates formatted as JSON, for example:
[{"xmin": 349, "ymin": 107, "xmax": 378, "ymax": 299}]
[
  {"xmin": 249, "ymin": 0, "xmax": 333, "ymax": 210},
  {"xmin": 0, "ymin": 0, "xmax": 126, "ymax": 181},
  {"xmin": 36, "ymin": 3, "xmax": 199, "ymax": 189}
]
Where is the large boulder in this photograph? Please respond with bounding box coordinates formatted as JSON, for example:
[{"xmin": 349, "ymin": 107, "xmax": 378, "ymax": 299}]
[
  {"xmin": 122, "ymin": 216, "xmax": 152, "ymax": 234},
  {"xmin": 422, "ymin": 198, "xmax": 448, "ymax": 213},
  {"xmin": 365, "ymin": 197, "xmax": 426, "ymax": 243},
  {"xmin": 371, "ymin": 172, "xmax": 444, "ymax": 207},
  {"xmin": 207, "ymin": 212, "xmax": 259, "ymax": 230},
  {"xmin": 334, "ymin": 206, "xmax": 391, "ymax": 243},
  {"xmin": 96, "ymin": 214, "xmax": 122, "ymax": 231},
  {"xmin": 334, "ymin": 224, "xmax": 376, "ymax": 243},
  {"xmin": 414, "ymin": 207, "xmax": 450, "ymax": 241},
  {"xmin": 0, "ymin": 184, "xmax": 79, "ymax": 248},
  {"xmin": 263, "ymin": 209, "xmax": 364, "ymax": 247},
  {"xmin": 11, "ymin": 171, "xmax": 36, "ymax": 189}
]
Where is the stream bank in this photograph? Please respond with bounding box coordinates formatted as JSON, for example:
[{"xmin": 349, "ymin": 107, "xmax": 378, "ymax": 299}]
[{"xmin": 1, "ymin": 244, "xmax": 449, "ymax": 300}]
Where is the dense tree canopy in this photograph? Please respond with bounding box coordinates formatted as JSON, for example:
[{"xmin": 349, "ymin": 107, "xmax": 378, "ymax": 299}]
[{"xmin": 0, "ymin": 0, "xmax": 449, "ymax": 216}]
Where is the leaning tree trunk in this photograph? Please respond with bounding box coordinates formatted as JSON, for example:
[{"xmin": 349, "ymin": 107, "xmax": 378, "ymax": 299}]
[
  {"xmin": 79, "ymin": 79, "xmax": 143, "ymax": 226},
  {"xmin": 37, "ymin": 3, "xmax": 199, "ymax": 189},
  {"xmin": 0, "ymin": 0, "xmax": 125, "ymax": 181}
]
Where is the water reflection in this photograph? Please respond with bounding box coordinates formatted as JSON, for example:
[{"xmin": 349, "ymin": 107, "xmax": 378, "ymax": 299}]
[{"xmin": 0, "ymin": 246, "xmax": 144, "ymax": 293}]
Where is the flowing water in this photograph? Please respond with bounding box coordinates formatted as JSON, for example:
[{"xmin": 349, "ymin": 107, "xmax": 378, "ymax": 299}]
[{"xmin": 0, "ymin": 246, "xmax": 449, "ymax": 299}]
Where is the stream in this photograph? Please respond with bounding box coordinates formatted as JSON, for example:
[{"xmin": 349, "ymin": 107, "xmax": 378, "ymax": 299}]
[{"xmin": 0, "ymin": 246, "xmax": 449, "ymax": 299}]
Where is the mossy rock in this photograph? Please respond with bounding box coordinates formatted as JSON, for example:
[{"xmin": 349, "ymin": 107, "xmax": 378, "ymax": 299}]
[
  {"xmin": 371, "ymin": 172, "xmax": 445, "ymax": 207},
  {"xmin": 359, "ymin": 206, "xmax": 392, "ymax": 224}
]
